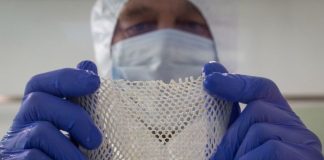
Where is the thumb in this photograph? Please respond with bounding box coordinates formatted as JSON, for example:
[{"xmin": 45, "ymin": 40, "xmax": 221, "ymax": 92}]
[
  {"xmin": 77, "ymin": 60, "xmax": 98, "ymax": 75},
  {"xmin": 24, "ymin": 61, "xmax": 100, "ymax": 97},
  {"xmin": 202, "ymin": 61, "xmax": 228, "ymax": 76},
  {"xmin": 203, "ymin": 72, "xmax": 289, "ymax": 107}
]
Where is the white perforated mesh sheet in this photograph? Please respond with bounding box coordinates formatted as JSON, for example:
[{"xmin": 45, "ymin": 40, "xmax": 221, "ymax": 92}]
[{"xmin": 78, "ymin": 76, "xmax": 232, "ymax": 160}]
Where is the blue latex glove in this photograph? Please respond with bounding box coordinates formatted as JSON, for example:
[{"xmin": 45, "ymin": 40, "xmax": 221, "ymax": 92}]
[
  {"xmin": 0, "ymin": 60, "xmax": 102, "ymax": 160},
  {"xmin": 203, "ymin": 62, "xmax": 323, "ymax": 160}
]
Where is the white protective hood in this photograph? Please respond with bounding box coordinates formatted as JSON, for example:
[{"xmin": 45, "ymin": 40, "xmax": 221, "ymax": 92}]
[{"xmin": 91, "ymin": 0, "xmax": 238, "ymax": 77}]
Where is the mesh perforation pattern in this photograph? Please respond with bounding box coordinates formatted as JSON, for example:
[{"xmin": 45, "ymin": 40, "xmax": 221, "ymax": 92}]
[{"xmin": 78, "ymin": 76, "xmax": 232, "ymax": 160}]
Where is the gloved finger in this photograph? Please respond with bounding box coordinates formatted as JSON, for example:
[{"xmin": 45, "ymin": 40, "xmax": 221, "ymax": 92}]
[
  {"xmin": 211, "ymin": 100, "xmax": 303, "ymax": 160},
  {"xmin": 0, "ymin": 149, "xmax": 52, "ymax": 160},
  {"xmin": 202, "ymin": 62, "xmax": 240, "ymax": 127},
  {"xmin": 14, "ymin": 92, "xmax": 102, "ymax": 149},
  {"xmin": 235, "ymin": 123, "xmax": 322, "ymax": 159},
  {"xmin": 203, "ymin": 72, "xmax": 289, "ymax": 107},
  {"xmin": 77, "ymin": 60, "xmax": 98, "ymax": 75},
  {"xmin": 4, "ymin": 122, "xmax": 86, "ymax": 160},
  {"xmin": 238, "ymin": 140, "xmax": 324, "ymax": 160},
  {"xmin": 202, "ymin": 61, "xmax": 228, "ymax": 76},
  {"xmin": 24, "ymin": 68, "xmax": 100, "ymax": 98}
]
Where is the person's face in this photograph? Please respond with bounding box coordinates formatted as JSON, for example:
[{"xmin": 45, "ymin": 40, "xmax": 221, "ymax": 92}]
[{"xmin": 112, "ymin": 0, "xmax": 212, "ymax": 44}]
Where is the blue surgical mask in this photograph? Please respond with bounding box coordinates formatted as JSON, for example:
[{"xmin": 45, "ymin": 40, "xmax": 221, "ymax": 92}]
[{"xmin": 111, "ymin": 29, "xmax": 217, "ymax": 82}]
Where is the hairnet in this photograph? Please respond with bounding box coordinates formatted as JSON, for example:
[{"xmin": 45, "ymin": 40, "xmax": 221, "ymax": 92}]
[{"xmin": 91, "ymin": 0, "xmax": 238, "ymax": 77}]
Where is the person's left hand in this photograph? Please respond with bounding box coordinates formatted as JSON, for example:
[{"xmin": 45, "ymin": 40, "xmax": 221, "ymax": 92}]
[{"xmin": 203, "ymin": 62, "xmax": 323, "ymax": 160}]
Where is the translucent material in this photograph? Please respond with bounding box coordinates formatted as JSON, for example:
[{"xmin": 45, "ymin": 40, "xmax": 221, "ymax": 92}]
[{"xmin": 78, "ymin": 76, "xmax": 232, "ymax": 160}]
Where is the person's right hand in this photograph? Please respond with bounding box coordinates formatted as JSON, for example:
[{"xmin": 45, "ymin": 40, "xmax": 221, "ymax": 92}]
[{"xmin": 0, "ymin": 60, "xmax": 102, "ymax": 160}]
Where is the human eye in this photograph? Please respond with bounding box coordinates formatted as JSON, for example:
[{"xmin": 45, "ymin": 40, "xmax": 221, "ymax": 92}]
[
  {"xmin": 124, "ymin": 21, "xmax": 157, "ymax": 38},
  {"xmin": 176, "ymin": 20, "xmax": 212, "ymax": 38}
]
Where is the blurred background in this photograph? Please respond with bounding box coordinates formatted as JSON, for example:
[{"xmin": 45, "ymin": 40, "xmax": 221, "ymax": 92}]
[{"xmin": 0, "ymin": 0, "xmax": 323, "ymax": 153}]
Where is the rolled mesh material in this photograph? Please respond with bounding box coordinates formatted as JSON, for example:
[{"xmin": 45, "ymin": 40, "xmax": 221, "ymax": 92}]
[{"xmin": 78, "ymin": 76, "xmax": 232, "ymax": 160}]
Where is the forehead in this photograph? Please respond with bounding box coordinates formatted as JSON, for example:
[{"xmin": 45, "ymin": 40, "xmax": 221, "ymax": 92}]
[{"xmin": 119, "ymin": 0, "xmax": 203, "ymax": 18}]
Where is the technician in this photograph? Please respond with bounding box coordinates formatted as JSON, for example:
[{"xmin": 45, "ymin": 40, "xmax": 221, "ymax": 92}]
[{"xmin": 0, "ymin": 0, "xmax": 323, "ymax": 159}]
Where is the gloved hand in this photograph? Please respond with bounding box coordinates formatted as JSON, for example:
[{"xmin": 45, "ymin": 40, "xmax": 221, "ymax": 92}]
[
  {"xmin": 0, "ymin": 60, "xmax": 102, "ymax": 160},
  {"xmin": 203, "ymin": 62, "xmax": 323, "ymax": 160}
]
